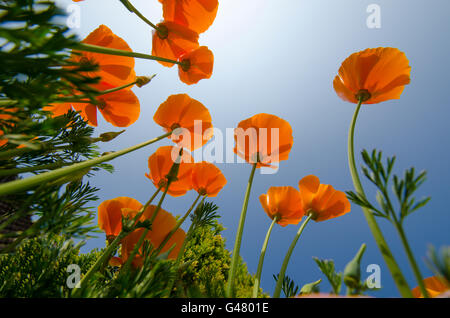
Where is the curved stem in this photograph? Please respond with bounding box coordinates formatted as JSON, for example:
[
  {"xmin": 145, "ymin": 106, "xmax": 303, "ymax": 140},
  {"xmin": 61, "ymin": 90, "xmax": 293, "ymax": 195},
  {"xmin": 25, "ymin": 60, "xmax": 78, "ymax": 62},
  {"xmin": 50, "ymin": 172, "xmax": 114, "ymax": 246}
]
[
  {"xmin": 225, "ymin": 163, "xmax": 258, "ymax": 298},
  {"xmin": 348, "ymin": 99, "xmax": 412, "ymax": 297},
  {"xmin": 0, "ymin": 132, "xmax": 171, "ymax": 197},
  {"xmin": 252, "ymin": 216, "xmax": 278, "ymax": 298},
  {"xmin": 394, "ymin": 222, "xmax": 429, "ymax": 298},
  {"xmin": 74, "ymin": 43, "xmax": 184, "ymax": 66},
  {"xmin": 119, "ymin": 0, "xmax": 160, "ymax": 31},
  {"xmin": 273, "ymin": 214, "xmax": 312, "ymax": 298}
]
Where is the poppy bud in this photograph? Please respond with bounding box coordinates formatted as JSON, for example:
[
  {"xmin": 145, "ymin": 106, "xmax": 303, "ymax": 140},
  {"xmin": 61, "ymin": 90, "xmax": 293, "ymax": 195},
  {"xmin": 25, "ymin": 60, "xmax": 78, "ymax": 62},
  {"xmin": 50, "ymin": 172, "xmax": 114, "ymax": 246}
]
[
  {"xmin": 136, "ymin": 74, "xmax": 156, "ymax": 88},
  {"xmin": 300, "ymin": 279, "xmax": 321, "ymax": 295},
  {"xmin": 99, "ymin": 130, "xmax": 125, "ymax": 142},
  {"xmin": 343, "ymin": 243, "xmax": 367, "ymax": 289},
  {"xmin": 165, "ymin": 148, "xmax": 183, "ymax": 184}
]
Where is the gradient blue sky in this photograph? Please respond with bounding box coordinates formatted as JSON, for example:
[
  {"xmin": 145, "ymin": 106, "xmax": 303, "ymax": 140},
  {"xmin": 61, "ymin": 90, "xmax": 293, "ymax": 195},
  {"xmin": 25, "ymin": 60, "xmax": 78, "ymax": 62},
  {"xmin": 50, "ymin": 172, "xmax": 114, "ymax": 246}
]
[{"xmin": 56, "ymin": 0, "xmax": 450, "ymax": 297}]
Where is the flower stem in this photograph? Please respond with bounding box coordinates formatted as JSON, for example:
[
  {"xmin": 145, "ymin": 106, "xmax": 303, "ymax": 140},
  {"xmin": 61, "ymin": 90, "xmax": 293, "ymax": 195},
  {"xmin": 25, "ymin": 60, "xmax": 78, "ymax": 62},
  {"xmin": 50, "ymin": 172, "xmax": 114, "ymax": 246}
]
[
  {"xmin": 0, "ymin": 132, "xmax": 171, "ymax": 197},
  {"xmin": 122, "ymin": 183, "xmax": 170, "ymax": 271},
  {"xmin": 163, "ymin": 196, "xmax": 205, "ymax": 298},
  {"xmin": 71, "ymin": 232, "xmax": 126, "ymax": 297},
  {"xmin": 252, "ymin": 216, "xmax": 278, "ymax": 298},
  {"xmin": 225, "ymin": 162, "xmax": 258, "ymax": 298},
  {"xmin": 153, "ymin": 193, "xmax": 204, "ymax": 257},
  {"xmin": 394, "ymin": 222, "xmax": 429, "ymax": 298},
  {"xmin": 273, "ymin": 214, "xmax": 312, "ymax": 298},
  {"xmin": 0, "ymin": 161, "xmax": 67, "ymax": 177},
  {"xmin": 348, "ymin": 99, "xmax": 412, "ymax": 297},
  {"xmin": 74, "ymin": 43, "xmax": 184, "ymax": 66},
  {"xmin": 119, "ymin": 0, "xmax": 160, "ymax": 31}
]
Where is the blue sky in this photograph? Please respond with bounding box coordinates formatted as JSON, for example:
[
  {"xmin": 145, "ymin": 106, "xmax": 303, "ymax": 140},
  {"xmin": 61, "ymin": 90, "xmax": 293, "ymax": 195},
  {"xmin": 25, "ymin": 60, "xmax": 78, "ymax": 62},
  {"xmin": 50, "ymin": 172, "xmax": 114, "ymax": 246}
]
[{"xmin": 57, "ymin": 0, "xmax": 450, "ymax": 297}]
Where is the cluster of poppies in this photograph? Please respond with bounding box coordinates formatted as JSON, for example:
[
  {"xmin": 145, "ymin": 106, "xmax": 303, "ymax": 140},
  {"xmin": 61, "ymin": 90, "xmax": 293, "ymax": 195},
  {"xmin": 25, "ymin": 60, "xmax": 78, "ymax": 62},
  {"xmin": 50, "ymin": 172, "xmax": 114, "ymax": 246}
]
[
  {"xmin": 44, "ymin": 0, "xmax": 218, "ymax": 128},
  {"xmin": 152, "ymin": 0, "xmax": 217, "ymax": 84},
  {"xmin": 98, "ymin": 93, "xmax": 226, "ymax": 266}
]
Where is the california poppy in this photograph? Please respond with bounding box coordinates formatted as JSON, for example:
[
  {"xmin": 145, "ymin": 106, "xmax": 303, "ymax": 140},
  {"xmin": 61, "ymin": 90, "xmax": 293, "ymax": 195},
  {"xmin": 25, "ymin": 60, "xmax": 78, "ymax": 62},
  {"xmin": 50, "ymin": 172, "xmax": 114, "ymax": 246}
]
[
  {"xmin": 234, "ymin": 113, "xmax": 293, "ymax": 168},
  {"xmin": 178, "ymin": 46, "xmax": 214, "ymax": 85},
  {"xmin": 152, "ymin": 21, "xmax": 199, "ymax": 68},
  {"xmin": 159, "ymin": 0, "xmax": 219, "ymax": 34},
  {"xmin": 153, "ymin": 94, "xmax": 213, "ymax": 150},
  {"xmin": 333, "ymin": 47, "xmax": 411, "ymax": 104},
  {"xmin": 191, "ymin": 161, "xmax": 227, "ymax": 197},
  {"xmin": 46, "ymin": 82, "xmax": 140, "ymax": 127},
  {"xmin": 298, "ymin": 175, "xmax": 351, "ymax": 222},
  {"xmin": 97, "ymin": 196, "xmax": 143, "ymax": 239},
  {"xmin": 117, "ymin": 205, "xmax": 186, "ymax": 266},
  {"xmin": 412, "ymin": 276, "xmax": 449, "ymax": 298},
  {"xmin": 76, "ymin": 24, "xmax": 136, "ymax": 88},
  {"xmin": 145, "ymin": 145, "xmax": 194, "ymax": 196},
  {"xmin": 259, "ymin": 186, "xmax": 304, "ymax": 227}
]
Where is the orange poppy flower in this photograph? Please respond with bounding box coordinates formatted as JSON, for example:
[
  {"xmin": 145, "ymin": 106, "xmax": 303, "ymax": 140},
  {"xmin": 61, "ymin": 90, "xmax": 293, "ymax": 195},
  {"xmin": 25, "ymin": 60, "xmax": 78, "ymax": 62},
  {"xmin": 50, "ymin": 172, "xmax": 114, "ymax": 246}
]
[
  {"xmin": 76, "ymin": 24, "xmax": 135, "ymax": 88},
  {"xmin": 191, "ymin": 161, "xmax": 227, "ymax": 197},
  {"xmin": 159, "ymin": 0, "xmax": 219, "ymax": 34},
  {"xmin": 259, "ymin": 186, "xmax": 304, "ymax": 227},
  {"xmin": 412, "ymin": 276, "xmax": 449, "ymax": 298},
  {"xmin": 234, "ymin": 113, "xmax": 293, "ymax": 168},
  {"xmin": 333, "ymin": 47, "xmax": 411, "ymax": 104},
  {"xmin": 298, "ymin": 175, "xmax": 351, "ymax": 222},
  {"xmin": 145, "ymin": 145, "xmax": 194, "ymax": 197},
  {"xmin": 115, "ymin": 205, "xmax": 186, "ymax": 266},
  {"xmin": 178, "ymin": 46, "xmax": 214, "ymax": 85},
  {"xmin": 152, "ymin": 21, "xmax": 199, "ymax": 68},
  {"xmin": 153, "ymin": 94, "xmax": 213, "ymax": 150},
  {"xmin": 45, "ymin": 82, "xmax": 140, "ymax": 127},
  {"xmin": 97, "ymin": 197, "xmax": 143, "ymax": 238}
]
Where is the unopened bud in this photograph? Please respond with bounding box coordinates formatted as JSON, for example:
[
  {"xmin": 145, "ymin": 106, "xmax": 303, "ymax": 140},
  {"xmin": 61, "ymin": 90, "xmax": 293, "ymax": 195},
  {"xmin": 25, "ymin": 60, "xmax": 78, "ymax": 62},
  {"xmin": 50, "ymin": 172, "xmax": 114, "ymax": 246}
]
[
  {"xmin": 344, "ymin": 243, "xmax": 367, "ymax": 289},
  {"xmin": 136, "ymin": 74, "xmax": 156, "ymax": 88},
  {"xmin": 99, "ymin": 130, "xmax": 125, "ymax": 142},
  {"xmin": 300, "ymin": 279, "xmax": 321, "ymax": 295}
]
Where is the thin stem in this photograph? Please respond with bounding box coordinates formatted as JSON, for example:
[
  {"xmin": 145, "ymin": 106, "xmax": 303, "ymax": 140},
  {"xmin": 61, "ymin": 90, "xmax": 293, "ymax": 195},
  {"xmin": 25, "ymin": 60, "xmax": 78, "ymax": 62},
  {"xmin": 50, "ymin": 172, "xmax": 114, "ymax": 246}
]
[
  {"xmin": 54, "ymin": 80, "xmax": 139, "ymax": 104},
  {"xmin": 348, "ymin": 99, "xmax": 412, "ymax": 297},
  {"xmin": 0, "ymin": 161, "xmax": 67, "ymax": 177},
  {"xmin": 122, "ymin": 183, "xmax": 170, "ymax": 271},
  {"xmin": 273, "ymin": 214, "xmax": 312, "ymax": 298},
  {"xmin": 252, "ymin": 216, "xmax": 278, "ymax": 298},
  {"xmin": 0, "ymin": 132, "xmax": 171, "ymax": 197},
  {"xmin": 71, "ymin": 232, "xmax": 126, "ymax": 297},
  {"xmin": 119, "ymin": 0, "xmax": 160, "ymax": 31},
  {"xmin": 225, "ymin": 162, "xmax": 258, "ymax": 298},
  {"xmin": 153, "ymin": 193, "xmax": 203, "ymax": 257},
  {"xmin": 394, "ymin": 222, "xmax": 429, "ymax": 298},
  {"xmin": 74, "ymin": 43, "xmax": 184, "ymax": 67}
]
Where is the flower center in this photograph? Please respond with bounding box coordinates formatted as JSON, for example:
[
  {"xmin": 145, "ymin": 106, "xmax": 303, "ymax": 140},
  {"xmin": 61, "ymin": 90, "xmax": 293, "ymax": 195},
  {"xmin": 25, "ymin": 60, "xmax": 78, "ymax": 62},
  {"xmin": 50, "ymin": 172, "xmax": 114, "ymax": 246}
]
[
  {"xmin": 198, "ymin": 188, "xmax": 207, "ymax": 196},
  {"xmin": 355, "ymin": 89, "xmax": 371, "ymax": 102},
  {"xmin": 180, "ymin": 59, "xmax": 191, "ymax": 72},
  {"xmin": 96, "ymin": 98, "xmax": 107, "ymax": 110},
  {"xmin": 156, "ymin": 24, "xmax": 169, "ymax": 39}
]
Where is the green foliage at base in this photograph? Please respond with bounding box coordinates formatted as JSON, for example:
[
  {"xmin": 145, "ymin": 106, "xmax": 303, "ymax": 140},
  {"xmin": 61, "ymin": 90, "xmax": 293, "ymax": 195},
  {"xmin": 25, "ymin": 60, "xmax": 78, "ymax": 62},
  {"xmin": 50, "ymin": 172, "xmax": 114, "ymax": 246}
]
[{"xmin": 0, "ymin": 234, "xmax": 101, "ymax": 297}]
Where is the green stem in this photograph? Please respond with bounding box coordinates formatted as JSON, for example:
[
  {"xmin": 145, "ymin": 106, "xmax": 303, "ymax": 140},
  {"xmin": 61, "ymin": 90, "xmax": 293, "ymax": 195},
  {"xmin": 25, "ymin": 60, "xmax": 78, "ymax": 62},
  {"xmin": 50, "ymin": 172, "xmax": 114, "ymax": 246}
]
[
  {"xmin": 0, "ymin": 161, "xmax": 67, "ymax": 177},
  {"xmin": 122, "ymin": 183, "xmax": 169, "ymax": 271},
  {"xmin": 71, "ymin": 232, "xmax": 127, "ymax": 297},
  {"xmin": 394, "ymin": 222, "xmax": 429, "ymax": 298},
  {"xmin": 225, "ymin": 162, "xmax": 258, "ymax": 298},
  {"xmin": 153, "ymin": 193, "xmax": 204, "ymax": 257},
  {"xmin": 74, "ymin": 43, "xmax": 185, "ymax": 67},
  {"xmin": 0, "ymin": 132, "xmax": 171, "ymax": 197},
  {"xmin": 54, "ymin": 79, "xmax": 140, "ymax": 104},
  {"xmin": 348, "ymin": 99, "xmax": 412, "ymax": 297},
  {"xmin": 252, "ymin": 216, "xmax": 278, "ymax": 298},
  {"xmin": 119, "ymin": 0, "xmax": 161, "ymax": 31},
  {"xmin": 273, "ymin": 214, "xmax": 312, "ymax": 298}
]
